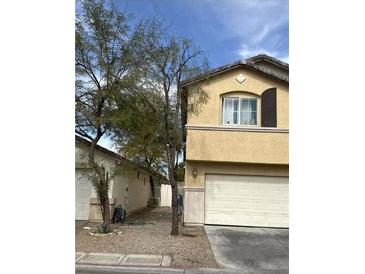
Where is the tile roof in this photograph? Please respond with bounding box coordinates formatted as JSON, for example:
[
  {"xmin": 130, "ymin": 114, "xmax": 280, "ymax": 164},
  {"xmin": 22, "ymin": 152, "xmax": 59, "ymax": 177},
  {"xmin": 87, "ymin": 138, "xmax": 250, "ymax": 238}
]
[{"xmin": 180, "ymin": 54, "xmax": 289, "ymax": 87}]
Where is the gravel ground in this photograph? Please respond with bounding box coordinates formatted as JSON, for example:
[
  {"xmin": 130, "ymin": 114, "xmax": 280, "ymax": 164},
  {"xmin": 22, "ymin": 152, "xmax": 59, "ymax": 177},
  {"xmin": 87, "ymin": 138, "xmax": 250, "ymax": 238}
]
[{"xmin": 76, "ymin": 207, "xmax": 218, "ymax": 268}]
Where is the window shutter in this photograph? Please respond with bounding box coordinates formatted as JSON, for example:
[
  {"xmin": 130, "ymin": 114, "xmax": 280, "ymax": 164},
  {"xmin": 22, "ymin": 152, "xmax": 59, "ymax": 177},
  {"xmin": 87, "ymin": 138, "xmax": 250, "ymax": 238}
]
[{"xmin": 261, "ymin": 88, "xmax": 277, "ymax": 127}]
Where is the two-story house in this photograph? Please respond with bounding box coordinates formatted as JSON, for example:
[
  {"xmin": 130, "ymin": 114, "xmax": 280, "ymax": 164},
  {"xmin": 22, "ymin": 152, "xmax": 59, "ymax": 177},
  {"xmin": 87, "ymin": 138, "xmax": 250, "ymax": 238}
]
[{"xmin": 181, "ymin": 54, "xmax": 289, "ymax": 228}]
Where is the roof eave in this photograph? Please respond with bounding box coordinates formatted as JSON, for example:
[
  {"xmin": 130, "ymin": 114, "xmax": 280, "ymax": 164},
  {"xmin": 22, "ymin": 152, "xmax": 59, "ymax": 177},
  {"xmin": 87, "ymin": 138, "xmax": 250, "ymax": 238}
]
[
  {"xmin": 246, "ymin": 54, "xmax": 289, "ymax": 69},
  {"xmin": 75, "ymin": 135, "xmax": 168, "ymax": 181},
  {"xmin": 180, "ymin": 62, "xmax": 288, "ymax": 88}
]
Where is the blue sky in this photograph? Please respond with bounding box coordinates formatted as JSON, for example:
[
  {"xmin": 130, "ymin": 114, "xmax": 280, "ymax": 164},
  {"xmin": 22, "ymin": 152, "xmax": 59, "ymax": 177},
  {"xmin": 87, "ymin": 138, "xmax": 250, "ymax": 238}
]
[{"xmin": 119, "ymin": 0, "xmax": 288, "ymax": 68}]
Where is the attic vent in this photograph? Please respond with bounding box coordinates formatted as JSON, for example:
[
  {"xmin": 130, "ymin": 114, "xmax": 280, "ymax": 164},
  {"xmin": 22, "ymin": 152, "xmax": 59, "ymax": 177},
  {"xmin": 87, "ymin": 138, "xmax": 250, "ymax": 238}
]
[{"xmin": 236, "ymin": 73, "xmax": 246, "ymax": 84}]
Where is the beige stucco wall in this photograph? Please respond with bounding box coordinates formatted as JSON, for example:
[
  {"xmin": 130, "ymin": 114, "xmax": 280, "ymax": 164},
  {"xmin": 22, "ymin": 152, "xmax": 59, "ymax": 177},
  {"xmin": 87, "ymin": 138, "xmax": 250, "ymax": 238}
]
[
  {"xmin": 186, "ymin": 128, "xmax": 288, "ymax": 164},
  {"xmin": 185, "ymin": 160, "xmax": 289, "ymax": 188},
  {"xmin": 187, "ymin": 67, "xmax": 289, "ymax": 128},
  {"xmin": 185, "ymin": 66, "xmax": 289, "ymax": 165}
]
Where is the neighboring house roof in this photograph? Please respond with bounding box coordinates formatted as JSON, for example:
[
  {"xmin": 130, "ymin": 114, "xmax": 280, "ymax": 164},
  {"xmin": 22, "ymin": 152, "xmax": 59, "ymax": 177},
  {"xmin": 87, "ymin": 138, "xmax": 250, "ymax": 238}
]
[
  {"xmin": 180, "ymin": 54, "xmax": 289, "ymax": 87},
  {"xmin": 75, "ymin": 135, "xmax": 167, "ymax": 181}
]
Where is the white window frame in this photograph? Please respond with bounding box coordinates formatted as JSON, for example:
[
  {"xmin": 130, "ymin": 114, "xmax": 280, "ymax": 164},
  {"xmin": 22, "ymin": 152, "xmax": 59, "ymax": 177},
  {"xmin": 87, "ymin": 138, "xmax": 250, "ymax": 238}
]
[{"xmin": 221, "ymin": 95, "xmax": 260, "ymax": 126}]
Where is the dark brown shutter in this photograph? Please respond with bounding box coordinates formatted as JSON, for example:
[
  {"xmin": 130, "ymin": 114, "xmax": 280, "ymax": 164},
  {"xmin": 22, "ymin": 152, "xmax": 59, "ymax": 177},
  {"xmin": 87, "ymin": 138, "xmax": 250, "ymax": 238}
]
[{"xmin": 261, "ymin": 88, "xmax": 277, "ymax": 127}]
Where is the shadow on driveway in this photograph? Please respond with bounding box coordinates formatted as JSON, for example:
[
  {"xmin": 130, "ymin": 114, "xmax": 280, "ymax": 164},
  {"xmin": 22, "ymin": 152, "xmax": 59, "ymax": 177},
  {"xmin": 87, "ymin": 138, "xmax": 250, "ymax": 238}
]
[{"xmin": 204, "ymin": 225, "xmax": 288, "ymax": 274}]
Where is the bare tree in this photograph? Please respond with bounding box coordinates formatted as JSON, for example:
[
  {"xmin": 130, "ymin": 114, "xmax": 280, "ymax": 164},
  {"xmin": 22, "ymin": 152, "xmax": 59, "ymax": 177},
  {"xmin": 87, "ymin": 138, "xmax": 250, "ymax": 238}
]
[{"xmin": 134, "ymin": 22, "xmax": 208, "ymax": 235}]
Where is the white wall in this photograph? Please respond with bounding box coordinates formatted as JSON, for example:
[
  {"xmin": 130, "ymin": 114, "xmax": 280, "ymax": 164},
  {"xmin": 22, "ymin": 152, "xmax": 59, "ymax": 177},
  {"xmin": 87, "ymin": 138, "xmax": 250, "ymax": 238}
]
[
  {"xmin": 75, "ymin": 169, "xmax": 92, "ymax": 220},
  {"xmin": 160, "ymin": 184, "xmax": 172, "ymax": 207},
  {"xmin": 112, "ymin": 174, "xmax": 127, "ymax": 209},
  {"xmin": 75, "ymin": 141, "xmax": 153, "ymax": 219},
  {"xmin": 184, "ymin": 187, "xmax": 205, "ymax": 225},
  {"xmin": 125, "ymin": 169, "xmax": 152, "ymax": 214},
  {"xmin": 75, "ymin": 143, "xmax": 114, "ymax": 198}
]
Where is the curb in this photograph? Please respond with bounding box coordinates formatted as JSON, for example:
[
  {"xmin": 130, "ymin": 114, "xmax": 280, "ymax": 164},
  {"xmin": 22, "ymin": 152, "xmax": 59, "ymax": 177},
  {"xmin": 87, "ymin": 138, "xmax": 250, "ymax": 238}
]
[
  {"xmin": 76, "ymin": 264, "xmax": 184, "ymax": 273},
  {"xmin": 75, "ymin": 264, "xmax": 248, "ymax": 274}
]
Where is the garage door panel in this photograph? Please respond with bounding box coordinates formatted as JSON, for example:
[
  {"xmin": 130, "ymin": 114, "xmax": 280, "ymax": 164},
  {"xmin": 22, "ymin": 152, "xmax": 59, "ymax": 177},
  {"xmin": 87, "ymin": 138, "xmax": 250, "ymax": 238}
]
[
  {"xmin": 251, "ymin": 201, "xmax": 268, "ymax": 211},
  {"xmin": 208, "ymin": 190, "xmax": 251, "ymax": 199},
  {"xmin": 237, "ymin": 201, "xmax": 251, "ymax": 210},
  {"xmin": 207, "ymin": 200, "xmax": 237, "ymax": 208},
  {"xmin": 75, "ymin": 170, "xmax": 92, "ymax": 220},
  {"xmin": 268, "ymin": 202, "xmax": 287, "ymax": 212},
  {"xmin": 281, "ymin": 189, "xmax": 289, "ymax": 197},
  {"xmin": 251, "ymin": 189, "xmax": 281, "ymax": 199},
  {"xmin": 205, "ymin": 174, "xmax": 288, "ymax": 227},
  {"xmin": 205, "ymin": 212, "xmax": 239, "ymax": 224}
]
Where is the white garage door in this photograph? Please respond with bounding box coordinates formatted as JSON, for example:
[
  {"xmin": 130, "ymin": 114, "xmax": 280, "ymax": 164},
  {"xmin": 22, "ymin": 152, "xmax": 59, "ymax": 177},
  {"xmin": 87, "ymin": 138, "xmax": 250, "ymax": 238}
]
[
  {"xmin": 205, "ymin": 174, "xmax": 288, "ymax": 227},
  {"xmin": 75, "ymin": 170, "xmax": 92, "ymax": 220}
]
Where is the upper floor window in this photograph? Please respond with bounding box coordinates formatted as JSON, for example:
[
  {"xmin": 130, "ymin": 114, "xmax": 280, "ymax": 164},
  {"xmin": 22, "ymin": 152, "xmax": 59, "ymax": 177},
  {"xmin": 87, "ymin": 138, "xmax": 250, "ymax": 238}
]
[{"xmin": 222, "ymin": 97, "xmax": 258, "ymax": 125}]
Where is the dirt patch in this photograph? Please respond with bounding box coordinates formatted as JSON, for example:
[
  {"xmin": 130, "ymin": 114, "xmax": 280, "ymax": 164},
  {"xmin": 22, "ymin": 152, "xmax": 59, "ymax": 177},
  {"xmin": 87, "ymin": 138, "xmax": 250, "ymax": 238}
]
[{"xmin": 76, "ymin": 207, "xmax": 218, "ymax": 268}]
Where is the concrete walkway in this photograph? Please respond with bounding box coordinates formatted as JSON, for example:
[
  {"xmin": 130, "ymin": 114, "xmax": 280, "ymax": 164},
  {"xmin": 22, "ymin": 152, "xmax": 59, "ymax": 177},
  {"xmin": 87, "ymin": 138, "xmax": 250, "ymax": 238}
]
[
  {"xmin": 76, "ymin": 252, "xmax": 171, "ymax": 267},
  {"xmin": 75, "ymin": 252, "xmax": 245, "ymax": 273},
  {"xmin": 76, "ymin": 264, "xmax": 247, "ymax": 274}
]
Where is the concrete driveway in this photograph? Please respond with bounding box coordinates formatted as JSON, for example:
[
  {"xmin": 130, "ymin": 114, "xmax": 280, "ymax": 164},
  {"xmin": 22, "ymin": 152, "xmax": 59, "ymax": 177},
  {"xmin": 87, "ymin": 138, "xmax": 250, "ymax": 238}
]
[{"xmin": 204, "ymin": 226, "xmax": 288, "ymax": 274}]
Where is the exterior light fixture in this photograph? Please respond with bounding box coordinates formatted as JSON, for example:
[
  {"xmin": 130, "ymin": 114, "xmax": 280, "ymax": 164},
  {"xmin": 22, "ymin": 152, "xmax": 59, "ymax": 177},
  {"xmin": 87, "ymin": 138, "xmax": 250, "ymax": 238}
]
[{"xmin": 192, "ymin": 168, "xmax": 198, "ymax": 179}]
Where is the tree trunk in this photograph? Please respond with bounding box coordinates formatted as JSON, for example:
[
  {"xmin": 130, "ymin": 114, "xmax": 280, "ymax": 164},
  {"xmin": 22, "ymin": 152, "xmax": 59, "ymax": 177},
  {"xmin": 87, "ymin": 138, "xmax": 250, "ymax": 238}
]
[
  {"xmin": 103, "ymin": 172, "xmax": 111, "ymax": 228},
  {"xmin": 102, "ymin": 199, "xmax": 111, "ymax": 228},
  {"xmin": 89, "ymin": 134, "xmax": 111, "ymax": 233},
  {"xmin": 167, "ymin": 146, "xmax": 179, "ymax": 235},
  {"xmin": 171, "ymin": 180, "xmax": 179, "ymax": 235},
  {"xmin": 100, "ymin": 176, "xmax": 111, "ymax": 231}
]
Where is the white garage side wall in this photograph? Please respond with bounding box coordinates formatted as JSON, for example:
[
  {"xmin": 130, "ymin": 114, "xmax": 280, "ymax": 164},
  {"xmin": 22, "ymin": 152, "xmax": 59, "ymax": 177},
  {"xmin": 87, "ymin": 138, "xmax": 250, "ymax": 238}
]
[
  {"xmin": 76, "ymin": 141, "xmax": 158, "ymax": 220},
  {"xmin": 111, "ymin": 174, "xmax": 128, "ymax": 210},
  {"xmin": 160, "ymin": 184, "xmax": 172, "ymax": 207},
  {"xmin": 125, "ymin": 170, "xmax": 152, "ymax": 215}
]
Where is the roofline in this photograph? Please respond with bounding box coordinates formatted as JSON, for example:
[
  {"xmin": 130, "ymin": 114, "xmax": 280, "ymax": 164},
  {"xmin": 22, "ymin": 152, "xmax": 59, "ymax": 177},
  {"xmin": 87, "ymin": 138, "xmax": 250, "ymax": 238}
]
[
  {"xmin": 75, "ymin": 135, "xmax": 167, "ymax": 181},
  {"xmin": 246, "ymin": 54, "xmax": 289, "ymax": 69},
  {"xmin": 180, "ymin": 55, "xmax": 289, "ymax": 88}
]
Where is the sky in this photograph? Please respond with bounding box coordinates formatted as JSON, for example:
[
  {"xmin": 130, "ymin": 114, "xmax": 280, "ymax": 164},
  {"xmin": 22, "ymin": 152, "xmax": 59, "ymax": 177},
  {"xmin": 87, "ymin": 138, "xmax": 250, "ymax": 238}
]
[
  {"xmin": 118, "ymin": 0, "xmax": 289, "ymax": 68},
  {"xmin": 92, "ymin": 0, "xmax": 289, "ymax": 150}
]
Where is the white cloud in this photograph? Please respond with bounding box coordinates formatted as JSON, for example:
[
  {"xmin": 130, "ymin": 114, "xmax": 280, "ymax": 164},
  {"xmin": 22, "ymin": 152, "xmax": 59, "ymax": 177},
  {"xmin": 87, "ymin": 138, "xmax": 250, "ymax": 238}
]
[
  {"xmin": 237, "ymin": 45, "xmax": 277, "ymax": 59},
  {"xmin": 243, "ymin": 0, "xmax": 280, "ymax": 8},
  {"xmin": 251, "ymin": 24, "xmax": 273, "ymax": 44},
  {"xmin": 237, "ymin": 44, "xmax": 288, "ymax": 63},
  {"xmin": 251, "ymin": 18, "xmax": 287, "ymax": 45},
  {"xmin": 280, "ymin": 55, "xmax": 289, "ymax": 63},
  {"xmin": 202, "ymin": 0, "xmax": 288, "ymax": 59}
]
